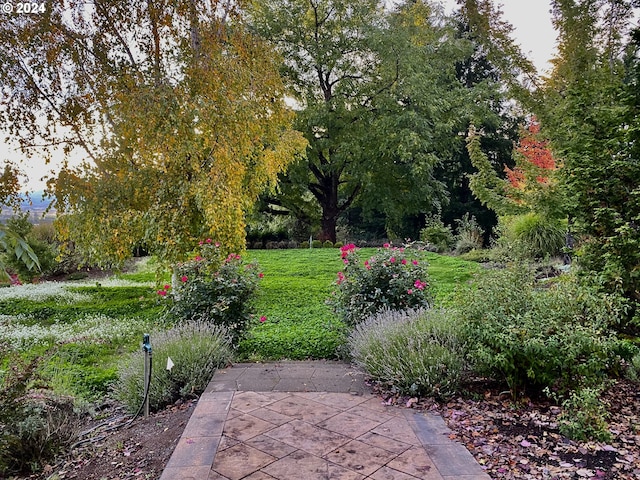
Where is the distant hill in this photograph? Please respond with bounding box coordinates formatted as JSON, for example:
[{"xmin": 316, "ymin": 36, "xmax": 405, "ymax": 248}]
[{"xmin": 1, "ymin": 191, "xmax": 56, "ymax": 223}]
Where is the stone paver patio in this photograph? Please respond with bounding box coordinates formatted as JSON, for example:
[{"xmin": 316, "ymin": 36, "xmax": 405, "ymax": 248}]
[{"xmin": 159, "ymin": 361, "xmax": 491, "ymax": 480}]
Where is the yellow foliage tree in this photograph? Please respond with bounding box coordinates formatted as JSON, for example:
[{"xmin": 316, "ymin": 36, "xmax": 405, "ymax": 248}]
[{"xmin": 0, "ymin": 1, "xmax": 305, "ymax": 267}]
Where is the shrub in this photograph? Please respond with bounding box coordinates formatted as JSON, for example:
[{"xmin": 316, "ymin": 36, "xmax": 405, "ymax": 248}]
[
  {"xmin": 329, "ymin": 244, "xmax": 431, "ymax": 326},
  {"xmin": 113, "ymin": 321, "xmax": 232, "ymax": 412},
  {"xmin": 348, "ymin": 308, "xmax": 466, "ymax": 398},
  {"xmin": 2, "ymin": 214, "xmax": 57, "ymax": 281},
  {"xmin": 164, "ymin": 242, "xmax": 262, "ymax": 342},
  {"xmin": 334, "ymin": 241, "xmax": 344, "ymax": 249},
  {"xmin": 323, "ymin": 240, "xmax": 333, "ymax": 248},
  {"xmin": 454, "ymin": 213, "xmax": 484, "ymax": 255},
  {"xmin": 419, "ymin": 214, "xmax": 454, "ymax": 253},
  {"xmin": 0, "ymin": 354, "xmax": 81, "ymax": 475},
  {"xmin": 311, "ymin": 240, "xmax": 322, "ymax": 249},
  {"xmin": 557, "ymin": 385, "xmax": 612, "ymax": 442},
  {"xmin": 456, "ymin": 267, "xmax": 627, "ymax": 397},
  {"xmin": 498, "ymin": 213, "xmax": 565, "ymax": 259},
  {"xmin": 299, "ymin": 241, "xmax": 310, "ymax": 249}
]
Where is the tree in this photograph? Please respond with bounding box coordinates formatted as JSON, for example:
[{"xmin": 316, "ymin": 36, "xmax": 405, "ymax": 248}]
[
  {"xmin": 0, "ymin": 1, "xmax": 305, "ymax": 267},
  {"xmin": 537, "ymin": 0, "xmax": 640, "ymax": 332},
  {"xmin": 436, "ymin": 0, "xmax": 528, "ymax": 240},
  {"xmin": 466, "ymin": 118, "xmax": 564, "ymax": 217},
  {"xmin": 248, "ymin": 0, "xmax": 479, "ymax": 242}
]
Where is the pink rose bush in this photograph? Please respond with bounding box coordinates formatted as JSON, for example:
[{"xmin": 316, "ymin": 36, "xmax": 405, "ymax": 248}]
[
  {"xmin": 162, "ymin": 241, "xmax": 264, "ymax": 341},
  {"xmin": 330, "ymin": 243, "xmax": 431, "ymax": 325}
]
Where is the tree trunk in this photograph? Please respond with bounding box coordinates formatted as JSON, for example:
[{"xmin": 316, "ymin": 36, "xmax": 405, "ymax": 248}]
[{"xmin": 320, "ymin": 211, "xmax": 338, "ymax": 243}]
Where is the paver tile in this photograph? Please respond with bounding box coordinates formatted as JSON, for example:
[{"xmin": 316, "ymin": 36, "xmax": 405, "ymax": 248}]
[
  {"xmin": 372, "ymin": 417, "xmax": 423, "ymax": 446},
  {"xmin": 164, "ymin": 436, "xmax": 220, "ymax": 468},
  {"xmin": 387, "ymin": 447, "xmax": 444, "ymax": 479},
  {"xmin": 247, "ymin": 405, "xmax": 293, "ymax": 426},
  {"xmin": 160, "ymin": 465, "xmax": 214, "ymax": 480},
  {"xmin": 231, "ymin": 391, "xmax": 286, "ymax": 413},
  {"xmin": 273, "ymin": 378, "xmax": 317, "ymax": 391},
  {"xmin": 182, "ymin": 413, "xmax": 226, "ymax": 438},
  {"xmin": 424, "ymin": 444, "xmax": 490, "ymax": 476},
  {"xmin": 324, "ymin": 439, "xmax": 397, "ymax": 476},
  {"xmin": 369, "ymin": 466, "xmax": 422, "ymax": 480},
  {"xmin": 245, "ymin": 434, "xmax": 297, "ymax": 458},
  {"xmin": 345, "ymin": 404, "xmax": 395, "ymax": 423},
  {"xmin": 405, "ymin": 411, "xmax": 452, "ymax": 445},
  {"xmin": 265, "ymin": 395, "xmax": 340, "ymax": 424},
  {"xmin": 265, "ymin": 419, "xmax": 351, "ymax": 457},
  {"xmin": 442, "ymin": 476, "xmax": 492, "ymax": 480},
  {"xmin": 357, "ymin": 431, "xmax": 413, "ymax": 454},
  {"xmin": 358, "ymin": 397, "xmax": 405, "ymax": 417},
  {"xmin": 217, "ymin": 435, "xmax": 239, "ymax": 451},
  {"xmin": 294, "ymin": 392, "xmax": 370, "ymax": 410},
  {"xmin": 262, "ymin": 450, "xmax": 365, "ymax": 480},
  {"xmin": 207, "ymin": 470, "xmax": 231, "ymax": 480},
  {"xmin": 223, "ymin": 413, "xmax": 276, "ymax": 441},
  {"xmin": 211, "ymin": 443, "xmax": 276, "ymax": 480},
  {"xmin": 242, "ymin": 472, "xmax": 277, "ymax": 479},
  {"xmin": 317, "ymin": 410, "xmax": 384, "ymax": 439}
]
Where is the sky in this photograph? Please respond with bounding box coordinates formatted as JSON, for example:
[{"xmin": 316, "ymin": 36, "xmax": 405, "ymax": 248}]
[
  {"xmin": 440, "ymin": 0, "xmax": 558, "ymax": 74},
  {"xmin": 7, "ymin": 0, "xmax": 558, "ymax": 193}
]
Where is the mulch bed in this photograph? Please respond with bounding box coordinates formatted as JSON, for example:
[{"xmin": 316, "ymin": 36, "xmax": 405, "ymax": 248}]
[{"xmin": 375, "ymin": 379, "xmax": 640, "ymax": 479}]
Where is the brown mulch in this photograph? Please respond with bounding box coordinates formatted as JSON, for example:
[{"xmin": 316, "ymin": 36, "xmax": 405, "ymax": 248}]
[{"xmin": 376, "ymin": 379, "xmax": 640, "ymax": 479}]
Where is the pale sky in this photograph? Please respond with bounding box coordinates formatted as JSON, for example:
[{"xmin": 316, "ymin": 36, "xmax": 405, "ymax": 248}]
[{"xmin": 7, "ymin": 0, "xmax": 558, "ymax": 193}]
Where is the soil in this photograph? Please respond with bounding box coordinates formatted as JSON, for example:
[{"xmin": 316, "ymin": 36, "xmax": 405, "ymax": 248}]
[
  {"xmin": 14, "ymin": 400, "xmax": 195, "ymax": 480},
  {"xmin": 10, "ymin": 378, "xmax": 639, "ymax": 480}
]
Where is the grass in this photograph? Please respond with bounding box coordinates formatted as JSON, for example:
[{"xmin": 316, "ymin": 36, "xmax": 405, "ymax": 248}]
[
  {"xmin": 237, "ymin": 247, "xmax": 480, "ymax": 360},
  {"xmin": 0, "ymin": 248, "xmax": 481, "ymax": 397}
]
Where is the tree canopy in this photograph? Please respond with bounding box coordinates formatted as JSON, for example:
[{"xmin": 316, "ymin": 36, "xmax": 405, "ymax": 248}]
[
  {"xmin": 535, "ymin": 0, "xmax": 640, "ymax": 331},
  {"xmin": 248, "ymin": 0, "xmax": 483, "ymax": 241},
  {"xmin": 0, "ymin": 0, "xmax": 305, "ymax": 267}
]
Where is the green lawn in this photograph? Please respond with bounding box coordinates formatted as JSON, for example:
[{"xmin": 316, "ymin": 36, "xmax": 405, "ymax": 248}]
[{"xmin": 238, "ymin": 247, "xmax": 480, "ymax": 360}]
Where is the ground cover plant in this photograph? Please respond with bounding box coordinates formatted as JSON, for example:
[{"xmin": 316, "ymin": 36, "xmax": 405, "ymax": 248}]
[{"xmin": 237, "ymin": 247, "xmax": 478, "ymax": 360}]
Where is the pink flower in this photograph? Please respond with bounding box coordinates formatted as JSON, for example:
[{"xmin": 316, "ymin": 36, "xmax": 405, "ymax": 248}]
[
  {"xmin": 157, "ymin": 290, "xmax": 167, "ymax": 296},
  {"xmin": 198, "ymin": 241, "xmax": 203, "ymax": 246},
  {"xmin": 181, "ymin": 275, "xmax": 188, "ymax": 282},
  {"xmin": 407, "ymin": 289, "xmax": 413, "ymax": 295},
  {"xmin": 215, "ymin": 242, "xmax": 220, "ymax": 247},
  {"xmin": 258, "ymin": 272, "xmax": 264, "ymax": 278},
  {"xmin": 260, "ymin": 316, "xmax": 267, "ymax": 323},
  {"xmin": 383, "ymin": 243, "xmax": 390, "ymax": 248},
  {"xmin": 206, "ymin": 238, "xmax": 212, "ymax": 243},
  {"xmin": 364, "ymin": 260, "xmax": 371, "ymax": 270},
  {"xmin": 195, "ymin": 256, "xmax": 202, "ymax": 261},
  {"xmin": 390, "ymin": 256, "xmax": 396, "ymax": 263},
  {"xmin": 337, "ymin": 272, "xmax": 345, "ymax": 285},
  {"xmin": 163, "ymin": 284, "xmax": 171, "ymax": 290},
  {"xmin": 401, "ymin": 259, "xmax": 407, "ymax": 265},
  {"xmin": 340, "ymin": 243, "xmax": 357, "ymax": 258},
  {"xmin": 412, "ymin": 260, "xmax": 418, "ymax": 266},
  {"xmin": 414, "ymin": 279, "xmax": 426, "ymax": 290}
]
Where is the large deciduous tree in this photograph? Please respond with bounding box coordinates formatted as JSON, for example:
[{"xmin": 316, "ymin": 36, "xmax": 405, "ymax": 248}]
[
  {"xmin": 248, "ymin": 0, "xmax": 479, "ymax": 242},
  {"xmin": 537, "ymin": 0, "xmax": 640, "ymax": 332},
  {"xmin": 0, "ymin": 0, "xmax": 305, "ymax": 267}
]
